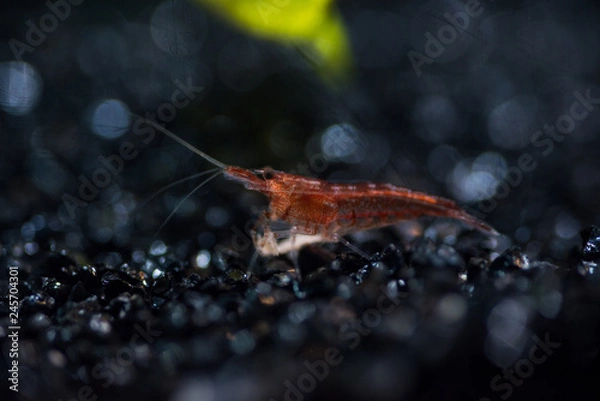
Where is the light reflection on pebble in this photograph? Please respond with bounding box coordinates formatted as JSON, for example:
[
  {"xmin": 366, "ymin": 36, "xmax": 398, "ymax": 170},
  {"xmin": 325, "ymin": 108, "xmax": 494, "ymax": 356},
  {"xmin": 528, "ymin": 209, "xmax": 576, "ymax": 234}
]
[
  {"xmin": 230, "ymin": 329, "xmax": 256, "ymax": 355},
  {"xmin": 320, "ymin": 123, "xmax": 366, "ymax": 164},
  {"xmin": 194, "ymin": 250, "xmax": 211, "ymax": 269},
  {"xmin": 435, "ymin": 294, "xmax": 466, "ymax": 323},
  {"xmin": 132, "ymin": 249, "xmax": 146, "ymax": 263},
  {"xmin": 172, "ymin": 379, "xmax": 216, "ymax": 401},
  {"xmin": 24, "ymin": 242, "xmax": 39, "ymax": 255},
  {"xmin": 278, "ymin": 321, "xmax": 307, "ymax": 345},
  {"xmin": 0, "ymin": 61, "xmax": 43, "ymax": 116},
  {"xmin": 93, "ymin": 227, "xmax": 113, "ymax": 243},
  {"xmin": 150, "ymin": 240, "xmax": 168, "ymax": 256},
  {"xmin": 514, "ymin": 227, "xmax": 531, "ymax": 243},
  {"xmin": 205, "ymin": 206, "xmax": 229, "ymax": 228},
  {"xmin": 539, "ymin": 290, "xmax": 563, "ymax": 319},
  {"xmin": 288, "ymin": 302, "xmax": 316, "ymax": 324},
  {"xmin": 29, "ymin": 156, "xmax": 68, "ymax": 197},
  {"xmin": 554, "ymin": 211, "xmax": 580, "ymax": 240},
  {"xmin": 447, "ymin": 151, "xmax": 509, "ymax": 203},
  {"xmin": 487, "ymin": 95, "xmax": 539, "ymax": 150},
  {"xmin": 485, "ymin": 298, "xmax": 530, "ymax": 367},
  {"xmin": 89, "ymin": 99, "xmax": 131, "ymax": 139},
  {"xmin": 472, "ymin": 152, "xmax": 508, "ymax": 181},
  {"xmin": 449, "ymin": 161, "xmax": 499, "ymax": 203},
  {"xmin": 21, "ymin": 221, "xmax": 36, "ymax": 241}
]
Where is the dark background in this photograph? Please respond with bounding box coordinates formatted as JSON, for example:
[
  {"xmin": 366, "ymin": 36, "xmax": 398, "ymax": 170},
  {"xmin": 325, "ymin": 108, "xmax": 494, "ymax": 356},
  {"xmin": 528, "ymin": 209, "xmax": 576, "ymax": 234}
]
[{"xmin": 1, "ymin": 0, "xmax": 599, "ymax": 400}]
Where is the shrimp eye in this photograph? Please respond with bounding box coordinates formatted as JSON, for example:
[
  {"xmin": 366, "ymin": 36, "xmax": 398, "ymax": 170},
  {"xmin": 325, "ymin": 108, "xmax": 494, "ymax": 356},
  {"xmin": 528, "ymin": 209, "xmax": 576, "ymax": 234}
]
[
  {"xmin": 252, "ymin": 167, "xmax": 275, "ymax": 181},
  {"xmin": 262, "ymin": 168, "xmax": 275, "ymax": 180}
]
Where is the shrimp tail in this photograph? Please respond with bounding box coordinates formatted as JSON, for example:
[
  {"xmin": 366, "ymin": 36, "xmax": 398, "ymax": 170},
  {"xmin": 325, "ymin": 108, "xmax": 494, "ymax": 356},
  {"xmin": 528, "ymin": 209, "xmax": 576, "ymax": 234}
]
[
  {"xmin": 450, "ymin": 209, "xmax": 499, "ymax": 235},
  {"xmin": 406, "ymin": 193, "xmax": 498, "ymax": 235}
]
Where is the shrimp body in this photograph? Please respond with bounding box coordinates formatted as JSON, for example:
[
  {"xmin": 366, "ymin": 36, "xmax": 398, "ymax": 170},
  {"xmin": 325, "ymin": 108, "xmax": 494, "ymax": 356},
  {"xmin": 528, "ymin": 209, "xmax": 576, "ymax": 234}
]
[
  {"xmin": 224, "ymin": 166, "xmax": 497, "ymax": 256},
  {"xmin": 140, "ymin": 116, "xmax": 497, "ymax": 257}
]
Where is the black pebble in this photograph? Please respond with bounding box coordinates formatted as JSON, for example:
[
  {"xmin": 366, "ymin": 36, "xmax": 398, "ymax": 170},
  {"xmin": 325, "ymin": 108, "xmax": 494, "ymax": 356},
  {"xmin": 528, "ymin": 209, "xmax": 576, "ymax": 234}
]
[
  {"xmin": 580, "ymin": 225, "xmax": 600, "ymax": 262},
  {"xmin": 101, "ymin": 272, "xmax": 133, "ymax": 299},
  {"xmin": 489, "ymin": 246, "xmax": 530, "ymax": 274},
  {"xmin": 68, "ymin": 281, "xmax": 90, "ymax": 302}
]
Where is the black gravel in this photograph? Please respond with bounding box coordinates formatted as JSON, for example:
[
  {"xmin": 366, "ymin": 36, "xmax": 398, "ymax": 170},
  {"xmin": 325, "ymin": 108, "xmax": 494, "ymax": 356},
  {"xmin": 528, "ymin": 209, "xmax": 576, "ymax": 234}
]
[{"xmin": 2, "ymin": 225, "xmax": 600, "ymax": 401}]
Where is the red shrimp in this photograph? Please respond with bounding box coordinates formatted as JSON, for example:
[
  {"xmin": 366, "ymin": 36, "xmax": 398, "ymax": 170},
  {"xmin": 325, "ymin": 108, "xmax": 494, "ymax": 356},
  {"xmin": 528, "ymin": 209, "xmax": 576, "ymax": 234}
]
[{"xmin": 143, "ymin": 117, "xmax": 498, "ymax": 257}]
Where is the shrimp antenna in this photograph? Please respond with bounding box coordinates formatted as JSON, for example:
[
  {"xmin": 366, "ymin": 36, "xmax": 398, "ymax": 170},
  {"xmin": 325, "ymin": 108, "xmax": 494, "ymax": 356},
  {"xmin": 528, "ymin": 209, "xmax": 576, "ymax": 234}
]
[
  {"xmin": 130, "ymin": 114, "xmax": 227, "ymax": 169},
  {"xmin": 154, "ymin": 169, "xmax": 223, "ymax": 236},
  {"xmin": 140, "ymin": 168, "xmax": 222, "ymax": 209}
]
